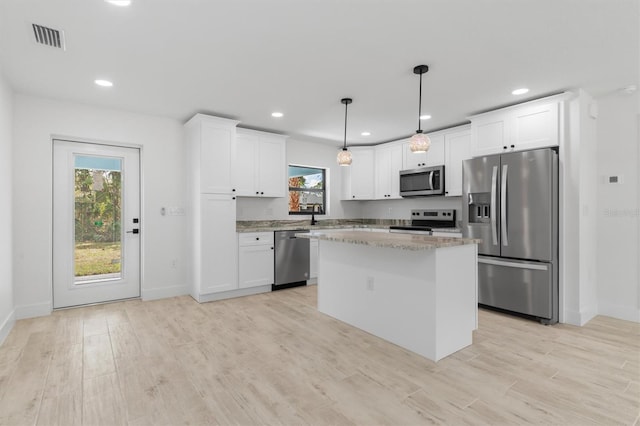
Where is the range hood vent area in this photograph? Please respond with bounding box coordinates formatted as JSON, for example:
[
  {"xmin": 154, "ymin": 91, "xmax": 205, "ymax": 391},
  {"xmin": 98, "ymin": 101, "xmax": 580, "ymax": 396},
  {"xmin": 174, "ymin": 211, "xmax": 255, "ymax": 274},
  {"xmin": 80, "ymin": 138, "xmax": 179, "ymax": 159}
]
[{"xmin": 32, "ymin": 24, "xmax": 65, "ymax": 50}]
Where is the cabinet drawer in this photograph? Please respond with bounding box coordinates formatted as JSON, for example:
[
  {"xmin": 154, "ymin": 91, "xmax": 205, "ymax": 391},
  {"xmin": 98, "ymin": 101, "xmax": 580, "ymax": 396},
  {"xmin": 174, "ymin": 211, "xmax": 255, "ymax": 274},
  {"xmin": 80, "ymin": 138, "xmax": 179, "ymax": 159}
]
[{"xmin": 238, "ymin": 232, "xmax": 274, "ymax": 246}]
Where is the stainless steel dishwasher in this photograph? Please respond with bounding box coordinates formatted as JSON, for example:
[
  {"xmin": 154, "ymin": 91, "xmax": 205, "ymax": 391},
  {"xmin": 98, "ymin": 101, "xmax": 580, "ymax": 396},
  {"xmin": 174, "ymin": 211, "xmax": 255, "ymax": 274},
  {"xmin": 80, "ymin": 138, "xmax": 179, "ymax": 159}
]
[{"xmin": 273, "ymin": 230, "xmax": 310, "ymax": 290}]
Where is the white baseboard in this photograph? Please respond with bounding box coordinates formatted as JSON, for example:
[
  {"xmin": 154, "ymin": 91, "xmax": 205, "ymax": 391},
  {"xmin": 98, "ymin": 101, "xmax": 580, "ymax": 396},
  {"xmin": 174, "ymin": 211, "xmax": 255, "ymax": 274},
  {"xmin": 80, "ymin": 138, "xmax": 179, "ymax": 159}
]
[
  {"xmin": 195, "ymin": 285, "xmax": 271, "ymax": 303},
  {"xmin": 0, "ymin": 309, "xmax": 16, "ymax": 346},
  {"xmin": 142, "ymin": 284, "xmax": 189, "ymax": 301},
  {"xmin": 15, "ymin": 301, "xmax": 52, "ymax": 320},
  {"xmin": 598, "ymin": 302, "xmax": 640, "ymax": 323},
  {"xmin": 563, "ymin": 306, "xmax": 597, "ymax": 326}
]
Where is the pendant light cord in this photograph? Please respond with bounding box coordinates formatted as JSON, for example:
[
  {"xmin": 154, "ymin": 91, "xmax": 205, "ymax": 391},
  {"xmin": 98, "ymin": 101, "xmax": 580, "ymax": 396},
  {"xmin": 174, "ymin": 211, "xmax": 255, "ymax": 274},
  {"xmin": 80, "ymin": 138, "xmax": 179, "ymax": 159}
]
[
  {"xmin": 417, "ymin": 71, "xmax": 422, "ymax": 132},
  {"xmin": 343, "ymin": 102, "xmax": 348, "ymax": 150}
]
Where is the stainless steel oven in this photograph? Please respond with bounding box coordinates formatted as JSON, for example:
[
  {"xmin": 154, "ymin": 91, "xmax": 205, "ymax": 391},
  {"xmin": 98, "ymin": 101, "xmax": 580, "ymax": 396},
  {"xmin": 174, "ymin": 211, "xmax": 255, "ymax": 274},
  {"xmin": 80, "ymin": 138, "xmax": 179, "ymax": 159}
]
[{"xmin": 399, "ymin": 165, "xmax": 445, "ymax": 197}]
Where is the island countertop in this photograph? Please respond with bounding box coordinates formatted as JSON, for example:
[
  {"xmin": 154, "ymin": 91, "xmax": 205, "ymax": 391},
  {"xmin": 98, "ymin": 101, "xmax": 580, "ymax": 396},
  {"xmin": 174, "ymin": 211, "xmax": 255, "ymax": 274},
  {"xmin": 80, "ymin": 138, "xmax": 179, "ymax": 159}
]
[{"xmin": 297, "ymin": 230, "xmax": 480, "ymax": 251}]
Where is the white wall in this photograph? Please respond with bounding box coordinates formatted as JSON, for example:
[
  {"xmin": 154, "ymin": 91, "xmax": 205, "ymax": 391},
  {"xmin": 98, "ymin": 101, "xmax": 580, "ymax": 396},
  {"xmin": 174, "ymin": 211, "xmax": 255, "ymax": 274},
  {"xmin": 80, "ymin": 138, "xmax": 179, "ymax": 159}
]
[
  {"xmin": 236, "ymin": 138, "xmax": 363, "ymax": 220},
  {"xmin": 12, "ymin": 94, "xmax": 187, "ymax": 318},
  {"xmin": 596, "ymin": 91, "xmax": 640, "ymax": 322},
  {"xmin": 360, "ymin": 197, "xmax": 463, "ymax": 224},
  {"xmin": 0, "ymin": 68, "xmax": 14, "ymax": 343}
]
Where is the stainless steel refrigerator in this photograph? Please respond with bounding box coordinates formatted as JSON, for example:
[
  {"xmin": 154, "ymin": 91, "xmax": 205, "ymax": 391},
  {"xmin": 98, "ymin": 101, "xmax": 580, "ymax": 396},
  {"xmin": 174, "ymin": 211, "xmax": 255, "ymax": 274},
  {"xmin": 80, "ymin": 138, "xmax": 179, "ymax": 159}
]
[{"xmin": 462, "ymin": 148, "xmax": 558, "ymax": 324}]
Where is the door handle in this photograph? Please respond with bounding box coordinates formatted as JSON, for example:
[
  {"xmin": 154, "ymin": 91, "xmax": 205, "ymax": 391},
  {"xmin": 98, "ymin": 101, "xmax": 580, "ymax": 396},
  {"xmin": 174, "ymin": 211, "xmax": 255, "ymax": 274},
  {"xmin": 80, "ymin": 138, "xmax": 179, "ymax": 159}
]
[
  {"xmin": 428, "ymin": 171, "xmax": 434, "ymax": 190},
  {"xmin": 501, "ymin": 164, "xmax": 508, "ymax": 246},
  {"xmin": 126, "ymin": 229, "xmax": 139, "ymax": 234},
  {"xmin": 490, "ymin": 165, "xmax": 498, "ymax": 246}
]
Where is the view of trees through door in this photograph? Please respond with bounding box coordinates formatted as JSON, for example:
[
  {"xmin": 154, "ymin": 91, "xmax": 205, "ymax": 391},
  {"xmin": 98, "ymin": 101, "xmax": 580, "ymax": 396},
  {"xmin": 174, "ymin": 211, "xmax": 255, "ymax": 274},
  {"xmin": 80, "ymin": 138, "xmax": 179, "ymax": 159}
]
[{"xmin": 74, "ymin": 156, "xmax": 122, "ymax": 281}]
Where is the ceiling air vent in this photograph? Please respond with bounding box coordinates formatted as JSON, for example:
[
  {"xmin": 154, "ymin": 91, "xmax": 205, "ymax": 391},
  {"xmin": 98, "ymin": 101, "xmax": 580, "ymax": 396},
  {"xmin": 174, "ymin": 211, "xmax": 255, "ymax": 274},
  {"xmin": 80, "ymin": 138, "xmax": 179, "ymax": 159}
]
[{"xmin": 32, "ymin": 24, "xmax": 65, "ymax": 50}]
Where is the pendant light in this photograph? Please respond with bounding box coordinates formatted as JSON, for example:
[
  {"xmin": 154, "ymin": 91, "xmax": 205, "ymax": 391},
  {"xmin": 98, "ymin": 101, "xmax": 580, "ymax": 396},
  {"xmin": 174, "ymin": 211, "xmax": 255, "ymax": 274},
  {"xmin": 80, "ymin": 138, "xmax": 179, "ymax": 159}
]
[
  {"xmin": 409, "ymin": 65, "xmax": 431, "ymax": 153},
  {"xmin": 337, "ymin": 97, "xmax": 353, "ymax": 166}
]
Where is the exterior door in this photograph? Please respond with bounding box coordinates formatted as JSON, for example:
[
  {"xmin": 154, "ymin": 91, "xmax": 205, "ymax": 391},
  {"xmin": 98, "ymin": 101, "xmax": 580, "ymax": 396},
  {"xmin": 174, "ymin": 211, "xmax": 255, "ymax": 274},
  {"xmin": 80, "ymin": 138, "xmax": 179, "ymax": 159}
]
[{"xmin": 53, "ymin": 140, "xmax": 140, "ymax": 308}]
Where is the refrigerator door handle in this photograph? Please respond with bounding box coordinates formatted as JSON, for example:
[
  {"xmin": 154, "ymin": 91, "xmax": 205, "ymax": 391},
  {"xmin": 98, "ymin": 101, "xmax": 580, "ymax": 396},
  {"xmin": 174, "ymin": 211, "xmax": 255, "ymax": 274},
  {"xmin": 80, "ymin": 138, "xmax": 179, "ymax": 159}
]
[
  {"xmin": 479, "ymin": 257, "xmax": 549, "ymax": 271},
  {"xmin": 490, "ymin": 165, "xmax": 498, "ymax": 246},
  {"xmin": 501, "ymin": 164, "xmax": 508, "ymax": 246}
]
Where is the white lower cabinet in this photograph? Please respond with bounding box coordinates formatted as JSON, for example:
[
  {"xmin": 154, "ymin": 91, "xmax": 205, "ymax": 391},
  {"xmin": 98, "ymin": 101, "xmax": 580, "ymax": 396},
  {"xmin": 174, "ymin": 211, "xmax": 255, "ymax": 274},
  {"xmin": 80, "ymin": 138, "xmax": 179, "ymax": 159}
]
[
  {"xmin": 238, "ymin": 232, "xmax": 274, "ymax": 289},
  {"xmin": 199, "ymin": 194, "xmax": 238, "ymax": 295}
]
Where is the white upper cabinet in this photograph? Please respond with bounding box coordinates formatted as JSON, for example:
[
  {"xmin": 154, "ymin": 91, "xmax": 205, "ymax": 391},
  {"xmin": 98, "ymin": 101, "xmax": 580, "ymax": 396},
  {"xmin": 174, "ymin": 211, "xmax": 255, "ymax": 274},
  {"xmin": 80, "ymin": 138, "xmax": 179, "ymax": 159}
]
[
  {"xmin": 235, "ymin": 129, "xmax": 287, "ymax": 197},
  {"xmin": 375, "ymin": 143, "xmax": 403, "ymax": 199},
  {"xmin": 341, "ymin": 147, "xmax": 375, "ymax": 200},
  {"xmin": 184, "ymin": 114, "xmax": 240, "ymax": 194},
  {"xmin": 403, "ymin": 133, "xmax": 445, "ymax": 169},
  {"xmin": 444, "ymin": 126, "xmax": 471, "ymax": 197},
  {"xmin": 469, "ymin": 94, "xmax": 564, "ymax": 157}
]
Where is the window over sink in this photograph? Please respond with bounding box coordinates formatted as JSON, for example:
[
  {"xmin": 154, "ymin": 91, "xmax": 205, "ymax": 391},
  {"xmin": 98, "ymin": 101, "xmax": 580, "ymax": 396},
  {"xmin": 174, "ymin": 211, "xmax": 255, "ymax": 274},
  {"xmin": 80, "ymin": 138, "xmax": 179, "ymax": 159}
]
[{"xmin": 288, "ymin": 165, "xmax": 326, "ymax": 215}]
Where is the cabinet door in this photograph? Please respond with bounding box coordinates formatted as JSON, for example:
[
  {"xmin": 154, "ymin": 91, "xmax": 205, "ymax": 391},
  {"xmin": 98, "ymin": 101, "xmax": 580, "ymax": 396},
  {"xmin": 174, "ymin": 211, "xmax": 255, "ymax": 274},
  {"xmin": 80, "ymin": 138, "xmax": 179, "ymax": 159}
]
[
  {"xmin": 403, "ymin": 142, "xmax": 427, "ymax": 169},
  {"xmin": 445, "ymin": 130, "xmax": 471, "ymax": 197},
  {"xmin": 388, "ymin": 145, "xmax": 403, "ymax": 199},
  {"xmin": 423, "ymin": 134, "xmax": 445, "ymax": 167},
  {"xmin": 471, "ymin": 115, "xmax": 507, "ymax": 157},
  {"xmin": 200, "ymin": 194, "xmax": 237, "ymax": 294},
  {"xmin": 375, "ymin": 146, "xmax": 392, "ymax": 199},
  {"xmin": 234, "ymin": 133, "xmax": 258, "ymax": 196},
  {"xmin": 238, "ymin": 245, "xmax": 274, "ymax": 288},
  {"xmin": 403, "ymin": 134, "xmax": 445, "ymax": 169},
  {"xmin": 343, "ymin": 148, "xmax": 375, "ymax": 200},
  {"xmin": 511, "ymin": 101, "xmax": 559, "ymax": 151},
  {"xmin": 258, "ymin": 136, "xmax": 286, "ymax": 197},
  {"xmin": 200, "ymin": 122, "xmax": 236, "ymax": 194}
]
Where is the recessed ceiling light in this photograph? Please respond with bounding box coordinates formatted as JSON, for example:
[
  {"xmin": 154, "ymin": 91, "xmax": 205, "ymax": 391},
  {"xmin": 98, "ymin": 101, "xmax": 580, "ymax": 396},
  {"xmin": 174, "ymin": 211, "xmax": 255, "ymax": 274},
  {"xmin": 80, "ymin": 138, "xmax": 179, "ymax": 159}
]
[
  {"xmin": 512, "ymin": 88, "xmax": 529, "ymax": 95},
  {"xmin": 271, "ymin": 112, "xmax": 283, "ymax": 118},
  {"xmin": 419, "ymin": 114, "xmax": 431, "ymax": 120},
  {"xmin": 94, "ymin": 79, "xmax": 113, "ymax": 87},
  {"xmin": 105, "ymin": 0, "xmax": 131, "ymax": 6},
  {"xmin": 361, "ymin": 132, "xmax": 371, "ymax": 136}
]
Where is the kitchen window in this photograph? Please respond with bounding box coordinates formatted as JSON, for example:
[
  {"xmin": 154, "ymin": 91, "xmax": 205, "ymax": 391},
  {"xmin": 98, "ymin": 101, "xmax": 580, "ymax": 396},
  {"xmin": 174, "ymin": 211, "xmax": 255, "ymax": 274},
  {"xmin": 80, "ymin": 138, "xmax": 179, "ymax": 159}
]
[{"xmin": 288, "ymin": 165, "xmax": 326, "ymax": 215}]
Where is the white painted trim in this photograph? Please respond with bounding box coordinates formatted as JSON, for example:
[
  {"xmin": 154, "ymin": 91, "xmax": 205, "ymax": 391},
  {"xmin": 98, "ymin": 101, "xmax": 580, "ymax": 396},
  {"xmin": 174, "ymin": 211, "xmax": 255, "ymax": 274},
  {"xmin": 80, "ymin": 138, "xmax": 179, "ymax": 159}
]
[
  {"xmin": 15, "ymin": 301, "xmax": 52, "ymax": 320},
  {"xmin": 194, "ymin": 285, "xmax": 271, "ymax": 303},
  {"xmin": 598, "ymin": 302, "xmax": 640, "ymax": 323},
  {"xmin": 563, "ymin": 306, "xmax": 598, "ymax": 326},
  {"xmin": 0, "ymin": 309, "xmax": 16, "ymax": 346},
  {"xmin": 142, "ymin": 284, "xmax": 188, "ymax": 301}
]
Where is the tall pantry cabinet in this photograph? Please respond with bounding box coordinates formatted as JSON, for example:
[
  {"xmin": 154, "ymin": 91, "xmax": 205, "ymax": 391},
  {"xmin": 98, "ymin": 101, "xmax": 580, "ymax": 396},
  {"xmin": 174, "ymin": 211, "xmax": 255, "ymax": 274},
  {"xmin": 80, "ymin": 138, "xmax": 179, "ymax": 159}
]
[{"xmin": 184, "ymin": 114, "xmax": 241, "ymax": 302}]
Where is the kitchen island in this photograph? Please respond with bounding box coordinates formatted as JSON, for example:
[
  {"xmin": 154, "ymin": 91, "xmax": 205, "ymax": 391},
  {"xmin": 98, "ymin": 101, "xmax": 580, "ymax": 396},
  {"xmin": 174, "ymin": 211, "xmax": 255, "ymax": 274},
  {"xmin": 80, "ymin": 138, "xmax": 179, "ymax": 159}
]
[{"xmin": 297, "ymin": 230, "xmax": 480, "ymax": 362}]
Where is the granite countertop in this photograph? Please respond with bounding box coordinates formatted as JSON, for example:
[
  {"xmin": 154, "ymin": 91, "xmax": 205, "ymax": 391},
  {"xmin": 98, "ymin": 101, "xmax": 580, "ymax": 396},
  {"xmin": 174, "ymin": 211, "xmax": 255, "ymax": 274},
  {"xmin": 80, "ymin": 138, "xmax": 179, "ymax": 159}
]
[
  {"xmin": 236, "ymin": 219, "xmax": 461, "ymax": 233},
  {"xmin": 296, "ymin": 230, "xmax": 480, "ymax": 251}
]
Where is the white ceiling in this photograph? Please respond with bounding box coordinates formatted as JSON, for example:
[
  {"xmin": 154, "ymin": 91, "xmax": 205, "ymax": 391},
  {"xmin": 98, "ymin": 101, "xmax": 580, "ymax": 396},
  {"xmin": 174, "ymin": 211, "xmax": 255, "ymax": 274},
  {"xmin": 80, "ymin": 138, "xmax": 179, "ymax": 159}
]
[{"xmin": 0, "ymin": 0, "xmax": 638, "ymax": 147}]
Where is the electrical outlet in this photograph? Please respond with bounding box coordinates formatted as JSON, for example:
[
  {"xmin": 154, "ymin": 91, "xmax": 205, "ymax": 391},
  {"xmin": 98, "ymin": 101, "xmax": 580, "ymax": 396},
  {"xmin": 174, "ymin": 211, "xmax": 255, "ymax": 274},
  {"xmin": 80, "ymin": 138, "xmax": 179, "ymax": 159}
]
[{"xmin": 366, "ymin": 276, "xmax": 374, "ymax": 291}]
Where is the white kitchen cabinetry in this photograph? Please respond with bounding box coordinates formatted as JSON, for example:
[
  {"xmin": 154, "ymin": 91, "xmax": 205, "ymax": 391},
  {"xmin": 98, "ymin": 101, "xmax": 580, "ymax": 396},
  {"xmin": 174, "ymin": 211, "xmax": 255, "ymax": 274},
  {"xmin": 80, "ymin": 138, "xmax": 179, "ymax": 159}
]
[
  {"xmin": 403, "ymin": 133, "xmax": 445, "ymax": 169},
  {"xmin": 444, "ymin": 126, "xmax": 472, "ymax": 197},
  {"xmin": 235, "ymin": 129, "xmax": 286, "ymax": 197},
  {"xmin": 185, "ymin": 114, "xmax": 272, "ymax": 302},
  {"xmin": 469, "ymin": 94, "xmax": 562, "ymax": 157},
  {"xmin": 341, "ymin": 147, "xmax": 375, "ymax": 200},
  {"xmin": 375, "ymin": 143, "xmax": 403, "ymax": 199},
  {"xmin": 309, "ymin": 239, "xmax": 319, "ymax": 280},
  {"xmin": 200, "ymin": 194, "xmax": 238, "ymax": 294},
  {"xmin": 185, "ymin": 114, "xmax": 239, "ymax": 194},
  {"xmin": 238, "ymin": 232, "xmax": 274, "ymax": 289}
]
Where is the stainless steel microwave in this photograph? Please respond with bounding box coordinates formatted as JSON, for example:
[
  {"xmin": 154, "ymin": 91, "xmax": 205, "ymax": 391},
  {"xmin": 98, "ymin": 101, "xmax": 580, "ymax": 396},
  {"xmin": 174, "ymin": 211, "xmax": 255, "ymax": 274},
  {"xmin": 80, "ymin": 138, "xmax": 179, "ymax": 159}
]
[{"xmin": 399, "ymin": 165, "xmax": 445, "ymax": 197}]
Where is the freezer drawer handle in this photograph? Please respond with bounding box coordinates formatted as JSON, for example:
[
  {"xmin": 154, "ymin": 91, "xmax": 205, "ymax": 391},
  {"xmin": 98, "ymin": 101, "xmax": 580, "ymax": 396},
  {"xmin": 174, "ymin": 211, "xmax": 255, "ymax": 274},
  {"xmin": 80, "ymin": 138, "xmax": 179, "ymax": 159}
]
[
  {"xmin": 490, "ymin": 166, "xmax": 498, "ymax": 246},
  {"xmin": 479, "ymin": 257, "xmax": 549, "ymax": 271},
  {"xmin": 501, "ymin": 164, "xmax": 508, "ymax": 246}
]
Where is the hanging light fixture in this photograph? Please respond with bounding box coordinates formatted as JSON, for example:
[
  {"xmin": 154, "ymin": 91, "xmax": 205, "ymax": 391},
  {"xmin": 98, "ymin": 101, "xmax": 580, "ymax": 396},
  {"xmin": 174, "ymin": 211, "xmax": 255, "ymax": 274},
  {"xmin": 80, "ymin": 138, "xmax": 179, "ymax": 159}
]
[
  {"xmin": 409, "ymin": 65, "xmax": 431, "ymax": 153},
  {"xmin": 337, "ymin": 97, "xmax": 353, "ymax": 166}
]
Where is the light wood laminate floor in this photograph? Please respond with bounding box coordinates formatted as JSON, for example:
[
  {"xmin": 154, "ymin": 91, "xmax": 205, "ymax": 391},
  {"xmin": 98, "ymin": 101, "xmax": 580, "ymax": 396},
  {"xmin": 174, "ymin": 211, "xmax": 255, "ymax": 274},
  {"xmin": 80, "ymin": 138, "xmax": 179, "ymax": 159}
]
[{"xmin": 0, "ymin": 285, "xmax": 638, "ymax": 425}]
